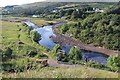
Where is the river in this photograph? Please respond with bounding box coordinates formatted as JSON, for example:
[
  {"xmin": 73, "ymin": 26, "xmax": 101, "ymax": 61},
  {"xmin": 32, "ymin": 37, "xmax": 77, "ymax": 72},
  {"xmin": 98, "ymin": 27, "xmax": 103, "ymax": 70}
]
[{"xmin": 25, "ymin": 21, "xmax": 108, "ymax": 65}]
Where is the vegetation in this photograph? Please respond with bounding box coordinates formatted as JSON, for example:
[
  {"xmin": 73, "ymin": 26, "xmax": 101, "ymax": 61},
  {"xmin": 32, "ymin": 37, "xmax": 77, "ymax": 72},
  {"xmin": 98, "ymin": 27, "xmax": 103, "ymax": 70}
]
[
  {"xmin": 1, "ymin": 2, "xmax": 120, "ymax": 78},
  {"xmin": 1, "ymin": 21, "xmax": 48, "ymax": 73},
  {"xmin": 58, "ymin": 6, "xmax": 120, "ymax": 51},
  {"xmin": 2, "ymin": 67, "xmax": 119, "ymax": 78},
  {"xmin": 68, "ymin": 46, "xmax": 82, "ymax": 61},
  {"xmin": 30, "ymin": 31, "xmax": 41, "ymax": 43},
  {"xmin": 51, "ymin": 44, "xmax": 68, "ymax": 62},
  {"xmin": 2, "ymin": 58, "xmax": 43, "ymax": 73},
  {"xmin": 52, "ymin": 44, "xmax": 61, "ymax": 54},
  {"xmin": 107, "ymin": 56, "xmax": 120, "ymax": 72},
  {"xmin": 2, "ymin": 47, "xmax": 13, "ymax": 59}
]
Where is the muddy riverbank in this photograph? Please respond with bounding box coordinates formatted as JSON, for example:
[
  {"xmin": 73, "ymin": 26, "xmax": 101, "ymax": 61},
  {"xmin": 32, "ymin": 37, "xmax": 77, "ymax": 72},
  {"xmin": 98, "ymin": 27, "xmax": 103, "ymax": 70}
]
[{"xmin": 51, "ymin": 24, "xmax": 119, "ymax": 56}]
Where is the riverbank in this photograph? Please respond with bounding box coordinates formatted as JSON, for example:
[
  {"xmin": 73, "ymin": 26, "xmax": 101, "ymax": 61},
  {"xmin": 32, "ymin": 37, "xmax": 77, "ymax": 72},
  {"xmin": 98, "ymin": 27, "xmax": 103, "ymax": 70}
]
[{"xmin": 52, "ymin": 24, "xmax": 119, "ymax": 56}]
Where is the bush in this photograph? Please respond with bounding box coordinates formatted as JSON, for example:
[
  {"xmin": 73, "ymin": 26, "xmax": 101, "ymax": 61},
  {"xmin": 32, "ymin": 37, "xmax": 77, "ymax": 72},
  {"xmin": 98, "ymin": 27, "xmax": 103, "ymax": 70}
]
[
  {"xmin": 107, "ymin": 56, "xmax": 120, "ymax": 72},
  {"xmin": 68, "ymin": 60, "xmax": 75, "ymax": 64},
  {"xmin": 60, "ymin": 53, "xmax": 68, "ymax": 62},
  {"xmin": 60, "ymin": 24, "xmax": 69, "ymax": 34},
  {"xmin": 2, "ymin": 58, "xmax": 43, "ymax": 73},
  {"xmin": 22, "ymin": 23, "xmax": 28, "ymax": 27},
  {"xmin": 68, "ymin": 46, "xmax": 82, "ymax": 61},
  {"xmin": 30, "ymin": 31, "xmax": 41, "ymax": 43},
  {"xmin": 52, "ymin": 44, "xmax": 61, "ymax": 54},
  {"xmin": 27, "ymin": 51, "xmax": 37, "ymax": 57},
  {"xmin": 75, "ymin": 60, "xmax": 86, "ymax": 65},
  {"xmin": 35, "ymin": 53, "xmax": 48, "ymax": 59},
  {"xmin": 3, "ymin": 47, "xmax": 13, "ymax": 58}
]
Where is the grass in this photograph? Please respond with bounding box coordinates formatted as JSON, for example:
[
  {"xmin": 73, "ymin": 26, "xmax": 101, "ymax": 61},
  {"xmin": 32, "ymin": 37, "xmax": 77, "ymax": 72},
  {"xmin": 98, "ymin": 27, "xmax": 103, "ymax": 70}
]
[
  {"xmin": 1, "ymin": 21, "xmax": 19, "ymax": 49},
  {"xmin": 2, "ymin": 66, "xmax": 119, "ymax": 78},
  {"xmin": 1, "ymin": 20, "xmax": 49, "ymax": 60},
  {"xmin": 57, "ymin": 4, "xmax": 80, "ymax": 9},
  {"xmin": 2, "ymin": 15, "xmax": 57, "ymax": 27},
  {"xmin": 30, "ymin": 18, "xmax": 47, "ymax": 27},
  {"xmin": 87, "ymin": 3, "xmax": 114, "ymax": 8}
]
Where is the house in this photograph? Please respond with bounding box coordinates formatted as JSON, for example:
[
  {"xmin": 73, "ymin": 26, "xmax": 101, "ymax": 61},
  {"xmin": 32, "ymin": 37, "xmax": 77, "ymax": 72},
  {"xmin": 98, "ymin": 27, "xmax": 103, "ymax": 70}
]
[
  {"xmin": 95, "ymin": 8, "xmax": 104, "ymax": 12},
  {"xmin": 86, "ymin": 8, "xmax": 104, "ymax": 13},
  {"xmin": 32, "ymin": 15, "xmax": 40, "ymax": 18},
  {"xmin": 51, "ymin": 9, "xmax": 59, "ymax": 13}
]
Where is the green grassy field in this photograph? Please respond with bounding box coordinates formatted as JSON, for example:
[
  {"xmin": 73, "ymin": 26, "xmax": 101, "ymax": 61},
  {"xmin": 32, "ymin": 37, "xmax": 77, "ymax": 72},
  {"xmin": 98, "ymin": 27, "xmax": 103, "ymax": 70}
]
[
  {"xmin": 3, "ymin": 67, "xmax": 119, "ymax": 78},
  {"xmin": 1, "ymin": 20, "xmax": 49, "ymax": 55},
  {"xmin": 2, "ymin": 15, "xmax": 57, "ymax": 27}
]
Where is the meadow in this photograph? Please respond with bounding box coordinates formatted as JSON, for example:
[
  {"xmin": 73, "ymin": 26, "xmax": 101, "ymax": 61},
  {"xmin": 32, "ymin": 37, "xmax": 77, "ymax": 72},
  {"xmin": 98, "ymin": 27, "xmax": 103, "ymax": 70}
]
[{"xmin": 3, "ymin": 66, "xmax": 119, "ymax": 78}]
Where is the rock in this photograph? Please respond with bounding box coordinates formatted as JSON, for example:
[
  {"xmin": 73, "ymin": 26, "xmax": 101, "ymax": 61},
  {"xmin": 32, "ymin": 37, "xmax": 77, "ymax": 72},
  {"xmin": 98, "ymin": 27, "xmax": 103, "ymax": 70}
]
[
  {"xmin": 41, "ymin": 60, "xmax": 48, "ymax": 67},
  {"xmin": 18, "ymin": 41, "xmax": 24, "ymax": 44},
  {"xmin": 27, "ymin": 51, "xmax": 37, "ymax": 57}
]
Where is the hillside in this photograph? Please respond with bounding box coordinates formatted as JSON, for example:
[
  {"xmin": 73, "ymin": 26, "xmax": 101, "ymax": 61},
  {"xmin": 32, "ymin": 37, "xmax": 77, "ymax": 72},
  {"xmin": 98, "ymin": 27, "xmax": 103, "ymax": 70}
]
[
  {"xmin": 56, "ymin": 5, "xmax": 120, "ymax": 51},
  {"xmin": 2, "ymin": 2, "xmax": 116, "ymax": 16},
  {"xmin": 2, "ymin": 2, "xmax": 67, "ymax": 15}
]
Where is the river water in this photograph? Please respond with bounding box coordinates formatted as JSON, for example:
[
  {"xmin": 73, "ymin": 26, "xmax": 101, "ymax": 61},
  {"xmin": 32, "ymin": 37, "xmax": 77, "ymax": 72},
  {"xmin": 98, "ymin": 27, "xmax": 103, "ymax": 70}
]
[{"xmin": 25, "ymin": 21, "xmax": 108, "ymax": 64}]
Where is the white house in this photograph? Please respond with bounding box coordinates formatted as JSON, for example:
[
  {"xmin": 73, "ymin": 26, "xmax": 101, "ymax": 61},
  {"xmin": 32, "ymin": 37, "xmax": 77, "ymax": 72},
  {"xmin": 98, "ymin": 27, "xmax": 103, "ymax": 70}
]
[
  {"xmin": 95, "ymin": 8, "xmax": 104, "ymax": 12},
  {"xmin": 32, "ymin": 15, "xmax": 40, "ymax": 18}
]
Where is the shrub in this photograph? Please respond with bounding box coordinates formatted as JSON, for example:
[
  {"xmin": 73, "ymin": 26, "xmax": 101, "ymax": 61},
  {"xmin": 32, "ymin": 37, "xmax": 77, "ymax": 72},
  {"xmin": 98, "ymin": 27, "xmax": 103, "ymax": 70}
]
[
  {"xmin": 68, "ymin": 46, "xmax": 82, "ymax": 61},
  {"xmin": 27, "ymin": 51, "xmax": 37, "ymax": 57},
  {"xmin": 107, "ymin": 55, "xmax": 120, "ymax": 72},
  {"xmin": 60, "ymin": 24, "xmax": 69, "ymax": 34},
  {"xmin": 68, "ymin": 60, "xmax": 75, "ymax": 64},
  {"xmin": 52, "ymin": 44, "xmax": 61, "ymax": 54},
  {"xmin": 3, "ymin": 47, "xmax": 13, "ymax": 58},
  {"xmin": 30, "ymin": 31, "xmax": 41, "ymax": 43},
  {"xmin": 2, "ymin": 58, "xmax": 43, "ymax": 73},
  {"xmin": 35, "ymin": 53, "xmax": 48, "ymax": 59},
  {"xmin": 22, "ymin": 23, "xmax": 28, "ymax": 27}
]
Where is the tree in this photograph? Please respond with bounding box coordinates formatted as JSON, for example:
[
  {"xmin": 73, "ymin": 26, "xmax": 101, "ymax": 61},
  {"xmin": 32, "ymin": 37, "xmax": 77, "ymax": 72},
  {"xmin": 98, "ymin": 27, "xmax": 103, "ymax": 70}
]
[
  {"xmin": 118, "ymin": 1, "xmax": 120, "ymax": 5},
  {"xmin": 80, "ymin": 29, "xmax": 90, "ymax": 37},
  {"xmin": 68, "ymin": 46, "xmax": 82, "ymax": 60},
  {"xmin": 30, "ymin": 31, "xmax": 41, "ymax": 43},
  {"xmin": 71, "ymin": 10, "xmax": 79, "ymax": 19},
  {"xmin": 3, "ymin": 47, "xmax": 13, "ymax": 58},
  {"xmin": 60, "ymin": 24, "xmax": 69, "ymax": 34},
  {"xmin": 65, "ymin": 9, "xmax": 74, "ymax": 16},
  {"xmin": 59, "ymin": 10, "xmax": 65, "ymax": 17},
  {"xmin": 52, "ymin": 44, "xmax": 61, "ymax": 54},
  {"xmin": 107, "ymin": 56, "xmax": 120, "ymax": 71}
]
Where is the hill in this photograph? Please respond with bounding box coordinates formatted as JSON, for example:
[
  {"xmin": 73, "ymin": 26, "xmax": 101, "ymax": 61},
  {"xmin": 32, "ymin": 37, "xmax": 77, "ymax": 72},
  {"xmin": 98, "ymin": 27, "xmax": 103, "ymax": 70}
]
[
  {"xmin": 2, "ymin": 2, "xmax": 116, "ymax": 16},
  {"xmin": 57, "ymin": 5, "xmax": 120, "ymax": 51},
  {"xmin": 2, "ymin": 2, "xmax": 67, "ymax": 15}
]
